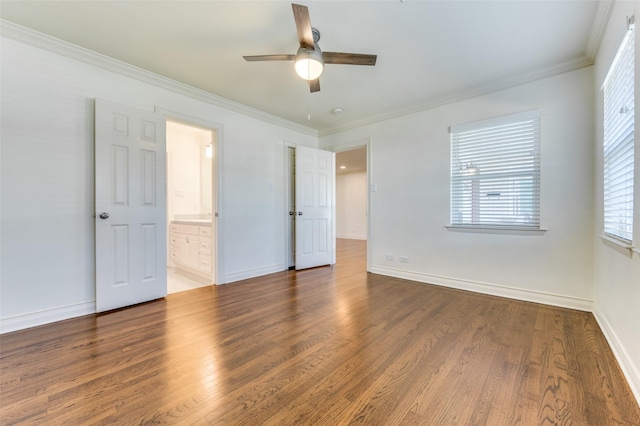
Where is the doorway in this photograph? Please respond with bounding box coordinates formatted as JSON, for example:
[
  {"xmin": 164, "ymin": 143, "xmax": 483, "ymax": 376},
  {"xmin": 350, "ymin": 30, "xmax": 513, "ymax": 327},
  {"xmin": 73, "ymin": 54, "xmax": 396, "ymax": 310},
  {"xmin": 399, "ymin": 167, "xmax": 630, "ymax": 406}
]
[
  {"xmin": 166, "ymin": 120, "xmax": 217, "ymax": 293},
  {"xmin": 335, "ymin": 146, "xmax": 368, "ymax": 241},
  {"xmin": 334, "ymin": 144, "xmax": 370, "ymax": 271}
]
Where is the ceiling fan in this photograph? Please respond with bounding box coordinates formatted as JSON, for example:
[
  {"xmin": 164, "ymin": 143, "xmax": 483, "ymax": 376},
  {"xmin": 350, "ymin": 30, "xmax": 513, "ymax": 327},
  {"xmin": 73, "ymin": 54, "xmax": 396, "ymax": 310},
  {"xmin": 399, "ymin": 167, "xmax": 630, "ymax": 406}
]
[{"xmin": 243, "ymin": 3, "xmax": 377, "ymax": 93}]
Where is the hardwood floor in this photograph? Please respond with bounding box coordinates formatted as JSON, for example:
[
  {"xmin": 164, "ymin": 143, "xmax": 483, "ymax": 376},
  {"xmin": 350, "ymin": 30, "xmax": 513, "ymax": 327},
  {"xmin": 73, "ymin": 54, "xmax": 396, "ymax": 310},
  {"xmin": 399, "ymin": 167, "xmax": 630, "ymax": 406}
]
[{"xmin": 1, "ymin": 239, "xmax": 639, "ymax": 425}]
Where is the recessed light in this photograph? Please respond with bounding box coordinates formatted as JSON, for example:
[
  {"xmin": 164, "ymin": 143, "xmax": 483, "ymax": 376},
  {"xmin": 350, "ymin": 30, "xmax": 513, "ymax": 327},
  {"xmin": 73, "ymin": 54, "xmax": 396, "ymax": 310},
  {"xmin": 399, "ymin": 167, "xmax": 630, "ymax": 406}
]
[
  {"xmin": 340, "ymin": 165, "xmax": 346, "ymax": 169},
  {"xmin": 332, "ymin": 108, "xmax": 343, "ymax": 115}
]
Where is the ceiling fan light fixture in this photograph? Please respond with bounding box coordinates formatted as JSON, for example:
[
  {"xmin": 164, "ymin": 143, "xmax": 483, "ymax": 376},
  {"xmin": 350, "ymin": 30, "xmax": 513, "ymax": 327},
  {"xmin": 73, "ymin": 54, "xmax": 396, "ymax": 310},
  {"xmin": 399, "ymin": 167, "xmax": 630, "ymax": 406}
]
[{"xmin": 294, "ymin": 46, "xmax": 324, "ymax": 80}]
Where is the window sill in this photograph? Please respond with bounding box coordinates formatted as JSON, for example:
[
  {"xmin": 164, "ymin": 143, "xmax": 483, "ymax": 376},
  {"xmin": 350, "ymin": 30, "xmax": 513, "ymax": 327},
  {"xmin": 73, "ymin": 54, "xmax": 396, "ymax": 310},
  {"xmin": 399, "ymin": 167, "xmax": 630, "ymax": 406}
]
[
  {"xmin": 599, "ymin": 234, "xmax": 635, "ymax": 257},
  {"xmin": 445, "ymin": 225, "xmax": 546, "ymax": 236}
]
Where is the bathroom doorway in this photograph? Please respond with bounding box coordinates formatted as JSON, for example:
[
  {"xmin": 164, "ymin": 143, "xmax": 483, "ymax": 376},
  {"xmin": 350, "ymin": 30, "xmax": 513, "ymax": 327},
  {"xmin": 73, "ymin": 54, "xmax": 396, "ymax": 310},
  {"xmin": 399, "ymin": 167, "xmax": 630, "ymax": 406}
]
[{"xmin": 166, "ymin": 120, "xmax": 218, "ymax": 293}]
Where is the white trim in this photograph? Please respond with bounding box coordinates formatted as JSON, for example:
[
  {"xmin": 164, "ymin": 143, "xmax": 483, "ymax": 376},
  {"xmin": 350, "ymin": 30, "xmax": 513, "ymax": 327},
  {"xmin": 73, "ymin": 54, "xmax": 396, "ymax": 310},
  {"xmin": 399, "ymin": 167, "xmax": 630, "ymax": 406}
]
[
  {"xmin": 599, "ymin": 233, "xmax": 633, "ymax": 249},
  {"xmin": 369, "ymin": 266, "xmax": 594, "ymax": 312},
  {"xmin": 0, "ymin": 302, "xmax": 95, "ymax": 334},
  {"xmin": 586, "ymin": 0, "xmax": 615, "ymax": 60},
  {"xmin": 599, "ymin": 234, "xmax": 634, "ymax": 257},
  {"xmin": 0, "ymin": 19, "xmax": 597, "ymax": 140},
  {"xmin": 0, "ymin": 19, "xmax": 317, "ymax": 137},
  {"xmin": 592, "ymin": 304, "xmax": 640, "ymax": 406},
  {"xmin": 223, "ymin": 264, "xmax": 287, "ymax": 284},
  {"xmin": 319, "ymin": 56, "xmax": 593, "ymax": 137}
]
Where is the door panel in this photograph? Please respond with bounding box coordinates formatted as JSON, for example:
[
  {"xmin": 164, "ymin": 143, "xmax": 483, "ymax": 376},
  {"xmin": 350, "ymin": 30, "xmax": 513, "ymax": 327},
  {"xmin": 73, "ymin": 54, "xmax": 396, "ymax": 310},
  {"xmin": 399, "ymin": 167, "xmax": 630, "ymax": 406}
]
[
  {"xmin": 295, "ymin": 146, "xmax": 335, "ymax": 270},
  {"xmin": 95, "ymin": 99, "xmax": 167, "ymax": 312}
]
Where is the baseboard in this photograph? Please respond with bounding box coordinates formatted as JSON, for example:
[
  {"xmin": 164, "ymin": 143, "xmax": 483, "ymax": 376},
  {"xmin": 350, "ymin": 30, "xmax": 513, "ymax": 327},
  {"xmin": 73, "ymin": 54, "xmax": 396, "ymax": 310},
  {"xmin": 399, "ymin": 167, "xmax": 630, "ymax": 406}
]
[
  {"xmin": 592, "ymin": 304, "xmax": 640, "ymax": 406},
  {"xmin": 0, "ymin": 301, "xmax": 95, "ymax": 334},
  {"xmin": 368, "ymin": 266, "xmax": 640, "ymax": 404},
  {"xmin": 369, "ymin": 266, "xmax": 594, "ymax": 312},
  {"xmin": 223, "ymin": 263, "xmax": 287, "ymax": 284},
  {"xmin": 337, "ymin": 235, "xmax": 367, "ymax": 241}
]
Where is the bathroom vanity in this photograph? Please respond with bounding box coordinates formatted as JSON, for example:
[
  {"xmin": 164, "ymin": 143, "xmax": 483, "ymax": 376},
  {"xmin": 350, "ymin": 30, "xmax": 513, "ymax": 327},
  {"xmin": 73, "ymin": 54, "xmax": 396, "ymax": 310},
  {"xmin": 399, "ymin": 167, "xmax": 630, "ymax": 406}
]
[{"xmin": 169, "ymin": 220, "xmax": 213, "ymax": 278}]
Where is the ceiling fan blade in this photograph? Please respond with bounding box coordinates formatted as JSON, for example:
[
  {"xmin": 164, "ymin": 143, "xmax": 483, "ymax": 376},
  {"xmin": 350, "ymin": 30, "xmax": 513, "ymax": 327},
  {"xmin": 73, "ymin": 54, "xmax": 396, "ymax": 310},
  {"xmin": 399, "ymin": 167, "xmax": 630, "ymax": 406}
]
[
  {"xmin": 292, "ymin": 3, "xmax": 314, "ymax": 48},
  {"xmin": 243, "ymin": 54, "xmax": 295, "ymax": 62},
  {"xmin": 323, "ymin": 52, "xmax": 377, "ymax": 66},
  {"xmin": 309, "ymin": 78, "xmax": 320, "ymax": 93}
]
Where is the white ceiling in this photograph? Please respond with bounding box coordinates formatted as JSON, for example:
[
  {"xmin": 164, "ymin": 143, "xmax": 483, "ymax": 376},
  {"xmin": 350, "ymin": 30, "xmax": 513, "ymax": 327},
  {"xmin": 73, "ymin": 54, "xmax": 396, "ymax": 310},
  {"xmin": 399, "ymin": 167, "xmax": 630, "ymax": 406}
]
[{"xmin": 0, "ymin": 1, "xmax": 605, "ymax": 134}]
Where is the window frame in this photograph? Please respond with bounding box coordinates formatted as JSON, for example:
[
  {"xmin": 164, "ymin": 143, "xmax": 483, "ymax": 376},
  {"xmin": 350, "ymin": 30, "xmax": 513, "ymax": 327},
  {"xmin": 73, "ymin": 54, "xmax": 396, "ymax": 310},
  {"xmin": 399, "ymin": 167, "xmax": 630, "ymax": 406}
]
[
  {"xmin": 449, "ymin": 110, "xmax": 541, "ymax": 232},
  {"xmin": 602, "ymin": 16, "xmax": 635, "ymax": 246}
]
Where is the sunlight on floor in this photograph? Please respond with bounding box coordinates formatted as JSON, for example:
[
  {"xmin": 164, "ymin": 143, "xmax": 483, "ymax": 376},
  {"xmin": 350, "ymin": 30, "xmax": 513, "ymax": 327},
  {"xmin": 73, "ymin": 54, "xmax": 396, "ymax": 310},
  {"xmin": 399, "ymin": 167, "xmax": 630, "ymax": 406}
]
[{"xmin": 167, "ymin": 267, "xmax": 211, "ymax": 294}]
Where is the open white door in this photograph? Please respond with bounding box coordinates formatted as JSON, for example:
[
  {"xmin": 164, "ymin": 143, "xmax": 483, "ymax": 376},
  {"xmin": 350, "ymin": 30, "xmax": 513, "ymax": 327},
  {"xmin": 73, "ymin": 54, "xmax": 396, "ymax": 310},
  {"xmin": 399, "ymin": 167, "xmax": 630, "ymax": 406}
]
[
  {"xmin": 295, "ymin": 145, "xmax": 335, "ymax": 270},
  {"xmin": 95, "ymin": 99, "xmax": 167, "ymax": 312}
]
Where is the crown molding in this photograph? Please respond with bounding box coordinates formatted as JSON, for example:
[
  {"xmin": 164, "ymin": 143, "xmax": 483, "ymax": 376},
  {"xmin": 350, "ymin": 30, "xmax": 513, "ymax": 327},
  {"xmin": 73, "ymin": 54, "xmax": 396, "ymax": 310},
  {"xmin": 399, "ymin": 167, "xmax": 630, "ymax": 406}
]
[
  {"xmin": 586, "ymin": 0, "xmax": 615, "ymax": 60},
  {"xmin": 319, "ymin": 55, "xmax": 594, "ymax": 137},
  {"xmin": 0, "ymin": 19, "xmax": 318, "ymax": 137},
  {"xmin": 319, "ymin": 0, "xmax": 612, "ymax": 137},
  {"xmin": 1, "ymin": 15, "xmax": 603, "ymax": 140}
]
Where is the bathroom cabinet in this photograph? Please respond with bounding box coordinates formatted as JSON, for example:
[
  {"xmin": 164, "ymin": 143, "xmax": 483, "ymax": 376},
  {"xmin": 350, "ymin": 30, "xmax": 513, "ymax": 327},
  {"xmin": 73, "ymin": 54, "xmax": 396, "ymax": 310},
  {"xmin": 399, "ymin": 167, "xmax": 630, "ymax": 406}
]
[{"xmin": 170, "ymin": 222, "xmax": 213, "ymax": 279}]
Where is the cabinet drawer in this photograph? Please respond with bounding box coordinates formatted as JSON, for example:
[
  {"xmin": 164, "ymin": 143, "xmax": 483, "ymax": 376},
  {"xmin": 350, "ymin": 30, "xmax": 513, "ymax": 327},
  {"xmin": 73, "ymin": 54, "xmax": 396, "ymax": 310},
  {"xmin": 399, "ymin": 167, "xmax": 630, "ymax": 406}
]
[
  {"xmin": 199, "ymin": 226, "xmax": 212, "ymax": 237},
  {"xmin": 170, "ymin": 224, "xmax": 181, "ymax": 234},
  {"xmin": 198, "ymin": 255, "xmax": 212, "ymax": 272},
  {"xmin": 169, "ymin": 234, "xmax": 180, "ymax": 248},
  {"xmin": 199, "ymin": 238, "xmax": 212, "ymax": 255},
  {"xmin": 182, "ymin": 225, "xmax": 199, "ymax": 236},
  {"xmin": 170, "ymin": 250, "xmax": 180, "ymax": 261}
]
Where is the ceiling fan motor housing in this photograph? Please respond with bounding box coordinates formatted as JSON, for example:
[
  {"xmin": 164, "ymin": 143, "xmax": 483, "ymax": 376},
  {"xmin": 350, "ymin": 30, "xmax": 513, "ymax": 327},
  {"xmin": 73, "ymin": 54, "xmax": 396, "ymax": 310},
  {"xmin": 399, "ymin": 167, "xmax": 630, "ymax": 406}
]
[
  {"xmin": 243, "ymin": 5, "xmax": 377, "ymax": 91},
  {"xmin": 295, "ymin": 42, "xmax": 324, "ymax": 80}
]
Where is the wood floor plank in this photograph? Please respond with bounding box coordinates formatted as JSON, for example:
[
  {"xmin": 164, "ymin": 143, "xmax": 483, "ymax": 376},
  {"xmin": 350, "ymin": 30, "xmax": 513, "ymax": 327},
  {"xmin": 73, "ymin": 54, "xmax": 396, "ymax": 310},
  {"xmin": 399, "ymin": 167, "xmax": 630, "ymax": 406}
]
[{"xmin": 1, "ymin": 239, "xmax": 639, "ymax": 425}]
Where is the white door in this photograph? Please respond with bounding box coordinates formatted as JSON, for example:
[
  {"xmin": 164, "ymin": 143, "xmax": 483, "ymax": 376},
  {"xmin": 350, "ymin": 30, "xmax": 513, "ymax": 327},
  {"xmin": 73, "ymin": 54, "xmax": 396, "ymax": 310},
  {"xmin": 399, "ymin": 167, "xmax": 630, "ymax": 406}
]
[
  {"xmin": 287, "ymin": 146, "xmax": 296, "ymax": 268},
  {"xmin": 95, "ymin": 99, "xmax": 167, "ymax": 312},
  {"xmin": 295, "ymin": 145, "xmax": 335, "ymax": 270}
]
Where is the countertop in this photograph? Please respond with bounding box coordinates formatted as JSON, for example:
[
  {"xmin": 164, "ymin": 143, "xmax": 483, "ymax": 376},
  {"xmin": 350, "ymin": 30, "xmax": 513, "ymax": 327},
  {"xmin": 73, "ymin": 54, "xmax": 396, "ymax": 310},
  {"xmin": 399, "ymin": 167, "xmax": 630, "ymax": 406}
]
[{"xmin": 171, "ymin": 219, "xmax": 212, "ymax": 227}]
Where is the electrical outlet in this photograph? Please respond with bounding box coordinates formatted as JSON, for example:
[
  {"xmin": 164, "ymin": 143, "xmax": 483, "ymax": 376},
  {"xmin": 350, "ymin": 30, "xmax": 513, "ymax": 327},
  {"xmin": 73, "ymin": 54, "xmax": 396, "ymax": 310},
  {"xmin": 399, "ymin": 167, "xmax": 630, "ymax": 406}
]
[
  {"xmin": 385, "ymin": 254, "xmax": 394, "ymax": 261},
  {"xmin": 399, "ymin": 256, "xmax": 409, "ymax": 263}
]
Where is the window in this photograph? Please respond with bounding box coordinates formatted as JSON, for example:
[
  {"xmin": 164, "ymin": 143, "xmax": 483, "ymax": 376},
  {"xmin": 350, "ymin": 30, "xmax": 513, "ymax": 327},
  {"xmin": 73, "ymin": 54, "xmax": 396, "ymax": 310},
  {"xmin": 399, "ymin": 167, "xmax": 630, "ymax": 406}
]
[
  {"xmin": 603, "ymin": 16, "xmax": 635, "ymax": 244},
  {"xmin": 450, "ymin": 110, "xmax": 540, "ymax": 229}
]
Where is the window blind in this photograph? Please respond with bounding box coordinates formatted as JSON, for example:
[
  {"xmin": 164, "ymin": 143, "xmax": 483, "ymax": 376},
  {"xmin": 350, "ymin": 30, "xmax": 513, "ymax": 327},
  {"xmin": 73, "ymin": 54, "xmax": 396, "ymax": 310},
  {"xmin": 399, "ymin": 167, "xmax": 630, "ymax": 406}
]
[
  {"xmin": 603, "ymin": 19, "xmax": 634, "ymax": 243},
  {"xmin": 450, "ymin": 110, "xmax": 540, "ymax": 229}
]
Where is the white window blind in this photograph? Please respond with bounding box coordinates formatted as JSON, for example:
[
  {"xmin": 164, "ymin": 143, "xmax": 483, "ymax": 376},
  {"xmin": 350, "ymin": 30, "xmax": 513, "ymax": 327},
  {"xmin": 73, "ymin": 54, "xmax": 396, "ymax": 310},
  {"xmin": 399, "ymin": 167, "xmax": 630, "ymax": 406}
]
[
  {"xmin": 450, "ymin": 110, "xmax": 540, "ymax": 229},
  {"xmin": 603, "ymin": 17, "xmax": 635, "ymax": 244}
]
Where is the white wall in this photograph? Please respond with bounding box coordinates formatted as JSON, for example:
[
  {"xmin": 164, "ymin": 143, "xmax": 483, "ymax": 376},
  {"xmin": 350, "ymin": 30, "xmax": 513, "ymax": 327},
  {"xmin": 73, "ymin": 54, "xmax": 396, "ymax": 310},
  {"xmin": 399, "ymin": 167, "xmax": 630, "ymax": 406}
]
[
  {"xmin": 0, "ymin": 32, "xmax": 317, "ymax": 332},
  {"xmin": 592, "ymin": 0, "xmax": 640, "ymax": 402},
  {"xmin": 321, "ymin": 67, "xmax": 595, "ymax": 309},
  {"xmin": 0, "ymin": 11, "xmax": 637, "ymax": 405},
  {"xmin": 336, "ymin": 172, "xmax": 367, "ymax": 240}
]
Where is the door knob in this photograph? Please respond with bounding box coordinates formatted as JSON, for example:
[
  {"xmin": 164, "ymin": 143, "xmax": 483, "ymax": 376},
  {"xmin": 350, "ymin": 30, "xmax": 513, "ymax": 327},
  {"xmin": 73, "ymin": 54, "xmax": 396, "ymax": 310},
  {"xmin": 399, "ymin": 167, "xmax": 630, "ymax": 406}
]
[
  {"xmin": 298, "ymin": 212, "xmax": 303, "ymax": 216},
  {"xmin": 289, "ymin": 211, "xmax": 295, "ymax": 216},
  {"xmin": 99, "ymin": 212, "xmax": 110, "ymax": 219}
]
